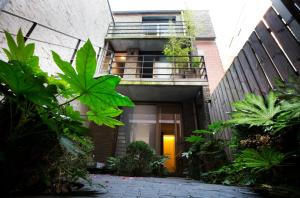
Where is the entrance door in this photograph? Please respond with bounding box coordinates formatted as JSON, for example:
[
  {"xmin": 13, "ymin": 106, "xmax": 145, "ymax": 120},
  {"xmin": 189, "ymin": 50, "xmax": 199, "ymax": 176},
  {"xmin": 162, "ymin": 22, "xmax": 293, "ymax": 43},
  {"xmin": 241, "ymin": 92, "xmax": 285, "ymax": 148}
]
[{"xmin": 163, "ymin": 134, "xmax": 176, "ymax": 172}]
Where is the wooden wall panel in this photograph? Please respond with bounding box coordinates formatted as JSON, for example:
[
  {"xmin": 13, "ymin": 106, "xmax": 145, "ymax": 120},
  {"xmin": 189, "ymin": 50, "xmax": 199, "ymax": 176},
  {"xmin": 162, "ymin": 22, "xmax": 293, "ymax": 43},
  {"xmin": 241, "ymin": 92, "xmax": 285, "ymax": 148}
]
[{"xmin": 209, "ymin": 5, "xmax": 300, "ymax": 142}]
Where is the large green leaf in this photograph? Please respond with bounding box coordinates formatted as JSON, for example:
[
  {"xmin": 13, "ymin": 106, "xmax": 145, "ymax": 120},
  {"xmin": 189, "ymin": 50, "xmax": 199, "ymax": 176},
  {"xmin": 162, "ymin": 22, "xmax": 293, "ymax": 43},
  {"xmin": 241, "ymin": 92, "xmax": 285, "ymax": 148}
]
[
  {"xmin": 3, "ymin": 29, "xmax": 44, "ymax": 77},
  {"xmin": 87, "ymin": 108, "xmax": 124, "ymax": 128},
  {"xmin": 0, "ymin": 60, "xmax": 55, "ymax": 106},
  {"xmin": 52, "ymin": 40, "xmax": 134, "ymax": 127},
  {"xmin": 228, "ymin": 92, "xmax": 282, "ymax": 128}
]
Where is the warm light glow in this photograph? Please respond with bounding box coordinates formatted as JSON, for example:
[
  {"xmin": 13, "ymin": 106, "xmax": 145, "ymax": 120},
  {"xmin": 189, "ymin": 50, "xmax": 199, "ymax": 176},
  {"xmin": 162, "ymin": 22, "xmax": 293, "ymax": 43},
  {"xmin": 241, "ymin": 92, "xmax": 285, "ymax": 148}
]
[
  {"xmin": 163, "ymin": 135, "xmax": 176, "ymax": 172},
  {"xmin": 120, "ymin": 56, "xmax": 126, "ymax": 60}
]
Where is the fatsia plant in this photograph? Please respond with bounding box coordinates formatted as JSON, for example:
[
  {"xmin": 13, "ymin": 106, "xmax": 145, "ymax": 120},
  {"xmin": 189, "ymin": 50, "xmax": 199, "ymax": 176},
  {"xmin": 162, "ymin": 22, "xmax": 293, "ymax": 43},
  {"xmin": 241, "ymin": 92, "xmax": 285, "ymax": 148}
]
[
  {"xmin": 185, "ymin": 121, "xmax": 225, "ymax": 143},
  {"xmin": 0, "ymin": 30, "xmax": 56, "ymax": 106},
  {"xmin": 52, "ymin": 40, "xmax": 134, "ymax": 127},
  {"xmin": 228, "ymin": 91, "xmax": 282, "ymax": 129},
  {"xmin": 0, "ymin": 29, "xmax": 133, "ymax": 194},
  {"xmin": 274, "ymin": 77, "xmax": 300, "ymax": 130},
  {"xmin": 234, "ymin": 148, "xmax": 284, "ymax": 173}
]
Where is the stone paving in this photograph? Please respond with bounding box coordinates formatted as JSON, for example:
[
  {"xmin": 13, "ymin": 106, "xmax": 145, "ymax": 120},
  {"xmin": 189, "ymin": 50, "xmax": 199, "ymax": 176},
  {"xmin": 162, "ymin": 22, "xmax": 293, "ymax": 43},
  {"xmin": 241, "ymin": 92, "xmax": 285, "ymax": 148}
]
[{"xmin": 90, "ymin": 174, "xmax": 262, "ymax": 198}]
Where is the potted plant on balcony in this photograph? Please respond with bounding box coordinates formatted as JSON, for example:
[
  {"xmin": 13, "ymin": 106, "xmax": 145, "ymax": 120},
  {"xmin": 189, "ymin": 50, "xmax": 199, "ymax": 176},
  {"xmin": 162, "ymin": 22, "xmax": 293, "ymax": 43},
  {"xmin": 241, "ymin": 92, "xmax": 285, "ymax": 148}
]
[{"xmin": 163, "ymin": 10, "xmax": 198, "ymax": 78}]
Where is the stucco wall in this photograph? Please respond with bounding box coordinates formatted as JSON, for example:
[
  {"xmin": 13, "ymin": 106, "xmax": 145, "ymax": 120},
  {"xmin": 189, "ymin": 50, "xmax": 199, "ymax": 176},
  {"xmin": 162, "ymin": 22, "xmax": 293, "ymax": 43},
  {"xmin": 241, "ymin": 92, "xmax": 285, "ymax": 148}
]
[
  {"xmin": 196, "ymin": 40, "xmax": 224, "ymax": 93},
  {"xmin": 0, "ymin": 0, "xmax": 8, "ymax": 9},
  {"xmin": 0, "ymin": 0, "xmax": 112, "ymax": 75}
]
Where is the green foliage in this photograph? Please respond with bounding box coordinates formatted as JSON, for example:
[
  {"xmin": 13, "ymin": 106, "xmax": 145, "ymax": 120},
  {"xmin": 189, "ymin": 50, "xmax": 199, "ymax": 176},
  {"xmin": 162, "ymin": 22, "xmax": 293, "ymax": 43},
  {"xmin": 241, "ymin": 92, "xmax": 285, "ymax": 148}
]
[
  {"xmin": 150, "ymin": 155, "xmax": 168, "ymax": 176},
  {"xmin": 191, "ymin": 56, "xmax": 201, "ymax": 68},
  {"xmin": 182, "ymin": 9, "xmax": 197, "ymax": 38},
  {"xmin": 163, "ymin": 36, "xmax": 190, "ymax": 68},
  {"xmin": 52, "ymin": 40, "xmax": 134, "ymax": 127},
  {"xmin": 229, "ymin": 84, "xmax": 300, "ymax": 134},
  {"xmin": 200, "ymin": 79, "xmax": 300, "ymax": 188},
  {"xmin": 0, "ymin": 29, "xmax": 132, "ymax": 194},
  {"xmin": 229, "ymin": 91, "xmax": 282, "ymax": 128},
  {"xmin": 234, "ymin": 148, "xmax": 284, "ymax": 173},
  {"xmin": 183, "ymin": 122, "xmax": 228, "ymax": 179},
  {"xmin": 275, "ymin": 77, "xmax": 300, "ymax": 130},
  {"xmin": 106, "ymin": 141, "xmax": 168, "ymax": 176},
  {"xmin": 3, "ymin": 30, "xmax": 43, "ymax": 76}
]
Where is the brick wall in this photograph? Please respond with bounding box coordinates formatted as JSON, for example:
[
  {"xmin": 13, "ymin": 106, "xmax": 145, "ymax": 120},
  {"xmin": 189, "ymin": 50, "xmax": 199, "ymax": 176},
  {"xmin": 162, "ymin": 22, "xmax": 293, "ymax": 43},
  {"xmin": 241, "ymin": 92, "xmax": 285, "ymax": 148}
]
[{"xmin": 195, "ymin": 40, "xmax": 224, "ymax": 93}]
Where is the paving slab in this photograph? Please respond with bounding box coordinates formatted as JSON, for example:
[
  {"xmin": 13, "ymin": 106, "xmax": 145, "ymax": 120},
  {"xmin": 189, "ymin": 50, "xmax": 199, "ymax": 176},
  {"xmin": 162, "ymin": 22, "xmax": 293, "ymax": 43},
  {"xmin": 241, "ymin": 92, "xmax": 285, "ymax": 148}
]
[{"xmin": 89, "ymin": 174, "xmax": 262, "ymax": 198}]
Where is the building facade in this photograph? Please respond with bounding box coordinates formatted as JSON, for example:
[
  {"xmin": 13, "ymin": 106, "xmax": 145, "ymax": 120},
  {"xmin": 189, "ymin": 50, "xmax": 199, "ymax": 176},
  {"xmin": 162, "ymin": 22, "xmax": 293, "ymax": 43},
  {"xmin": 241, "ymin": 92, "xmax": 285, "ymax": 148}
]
[
  {"xmin": 0, "ymin": 1, "xmax": 224, "ymax": 173},
  {"xmin": 91, "ymin": 10, "xmax": 224, "ymax": 173}
]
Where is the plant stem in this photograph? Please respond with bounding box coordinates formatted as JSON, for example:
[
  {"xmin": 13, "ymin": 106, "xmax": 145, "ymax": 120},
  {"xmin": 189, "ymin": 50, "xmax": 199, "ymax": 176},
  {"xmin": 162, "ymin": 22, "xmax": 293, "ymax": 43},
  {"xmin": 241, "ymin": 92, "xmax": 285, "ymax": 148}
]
[{"xmin": 59, "ymin": 94, "xmax": 82, "ymax": 106}]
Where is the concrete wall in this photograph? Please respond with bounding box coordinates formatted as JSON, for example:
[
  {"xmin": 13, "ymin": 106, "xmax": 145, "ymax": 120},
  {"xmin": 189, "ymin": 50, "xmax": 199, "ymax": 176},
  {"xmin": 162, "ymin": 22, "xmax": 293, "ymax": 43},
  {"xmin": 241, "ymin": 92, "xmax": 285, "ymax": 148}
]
[
  {"xmin": 190, "ymin": 10, "xmax": 216, "ymax": 39},
  {"xmin": 0, "ymin": 0, "xmax": 8, "ymax": 9},
  {"xmin": 0, "ymin": 0, "xmax": 112, "ymax": 75},
  {"xmin": 113, "ymin": 12, "xmax": 183, "ymax": 23}
]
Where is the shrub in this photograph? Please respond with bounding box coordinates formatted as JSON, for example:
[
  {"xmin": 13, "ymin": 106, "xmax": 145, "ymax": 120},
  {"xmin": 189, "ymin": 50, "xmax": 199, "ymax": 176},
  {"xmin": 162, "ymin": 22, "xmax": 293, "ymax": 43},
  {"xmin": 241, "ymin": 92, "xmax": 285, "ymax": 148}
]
[
  {"xmin": 182, "ymin": 122, "xmax": 228, "ymax": 179},
  {"xmin": 107, "ymin": 141, "xmax": 168, "ymax": 176},
  {"xmin": 200, "ymin": 79, "xmax": 300, "ymax": 189}
]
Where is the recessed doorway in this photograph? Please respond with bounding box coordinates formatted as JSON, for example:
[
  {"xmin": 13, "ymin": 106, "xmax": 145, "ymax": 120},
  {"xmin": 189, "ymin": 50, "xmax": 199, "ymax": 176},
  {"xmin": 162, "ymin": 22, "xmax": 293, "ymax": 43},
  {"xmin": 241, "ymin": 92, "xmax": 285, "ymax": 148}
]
[{"xmin": 163, "ymin": 134, "xmax": 176, "ymax": 172}]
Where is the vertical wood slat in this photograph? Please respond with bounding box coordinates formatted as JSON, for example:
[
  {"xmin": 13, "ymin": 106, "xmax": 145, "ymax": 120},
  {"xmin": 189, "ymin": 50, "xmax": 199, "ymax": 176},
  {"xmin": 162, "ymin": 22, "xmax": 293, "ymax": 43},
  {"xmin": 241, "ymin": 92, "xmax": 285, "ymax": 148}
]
[
  {"xmin": 242, "ymin": 42, "xmax": 272, "ymax": 95},
  {"xmin": 271, "ymin": 0, "xmax": 300, "ymax": 41},
  {"xmin": 255, "ymin": 21, "xmax": 298, "ymax": 79},
  {"xmin": 226, "ymin": 69, "xmax": 240, "ymax": 101},
  {"xmin": 236, "ymin": 51, "xmax": 262, "ymax": 95},
  {"xmin": 223, "ymin": 74, "xmax": 235, "ymax": 110},
  {"xmin": 264, "ymin": 7, "xmax": 300, "ymax": 71},
  {"xmin": 248, "ymin": 33, "xmax": 282, "ymax": 86},
  {"xmin": 233, "ymin": 58, "xmax": 251, "ymax": 94},
  {"xmin": 229, "ymin": 64, "xmax": 246, "ymax": 99},
  {"xmin": 209, "ymin": 4, "xmax": 299, "ymax": 142},
  {"xmin": 219, "ymin": 80, "xmax": 231, "ymax": 120},
  {"xmin": 215, "ymin": 84, "xmax": 228, "ymax": 139}
]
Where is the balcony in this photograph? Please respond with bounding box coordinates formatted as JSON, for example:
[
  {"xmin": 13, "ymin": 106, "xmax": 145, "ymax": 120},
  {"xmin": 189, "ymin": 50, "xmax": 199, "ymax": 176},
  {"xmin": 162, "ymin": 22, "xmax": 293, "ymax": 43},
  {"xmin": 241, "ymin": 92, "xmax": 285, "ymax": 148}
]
[
  {"xmin": 106, "ymin": 21, "xmax": 187, "ymax": 39},
  {"xmin": 100, "ymin": 54, "xmax": 208, "ymax": 86}
]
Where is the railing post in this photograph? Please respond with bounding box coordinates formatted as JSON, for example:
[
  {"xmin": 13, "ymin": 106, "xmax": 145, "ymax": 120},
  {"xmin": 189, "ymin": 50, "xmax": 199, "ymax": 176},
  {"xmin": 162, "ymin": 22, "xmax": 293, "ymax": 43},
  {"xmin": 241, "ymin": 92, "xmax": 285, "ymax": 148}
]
[
  {"xmin": 108, "ymin": 52, "xmax": 115, "ymax": 74},
  {"xmin": 70, "ymin": 39, "xmax": 81, "ymax": 64},
  {"xmin": 24, "ymin": 22, "xmax": 37, "ymax": 42},
  {"xmin": 172, "ymin": 55, "xmax": 175, "ymax": 80},
  {"xmin": 141, "ymin": 55, "xmax": 144, "ymax": 78}
]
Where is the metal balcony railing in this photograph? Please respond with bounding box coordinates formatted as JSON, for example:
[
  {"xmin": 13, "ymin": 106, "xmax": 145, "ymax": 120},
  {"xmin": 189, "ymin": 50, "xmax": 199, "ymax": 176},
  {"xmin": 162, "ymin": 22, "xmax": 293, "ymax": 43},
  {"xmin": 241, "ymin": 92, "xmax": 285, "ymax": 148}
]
[
  {"xmin": 100, "ymin": 55, "xmax": 207, "ymax": 80},
  {"xmin": 106, "ymin": 21, "xmax": 187, "ymax": 38}
]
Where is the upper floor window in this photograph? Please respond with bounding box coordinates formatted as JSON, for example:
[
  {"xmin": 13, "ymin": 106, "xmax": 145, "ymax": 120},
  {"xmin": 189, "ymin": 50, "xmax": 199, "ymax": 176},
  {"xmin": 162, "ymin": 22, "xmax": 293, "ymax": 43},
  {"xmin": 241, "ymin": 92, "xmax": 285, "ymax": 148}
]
[{"xmin": 142, "ymin": 16, "xmax": 176, "ymax": 35}]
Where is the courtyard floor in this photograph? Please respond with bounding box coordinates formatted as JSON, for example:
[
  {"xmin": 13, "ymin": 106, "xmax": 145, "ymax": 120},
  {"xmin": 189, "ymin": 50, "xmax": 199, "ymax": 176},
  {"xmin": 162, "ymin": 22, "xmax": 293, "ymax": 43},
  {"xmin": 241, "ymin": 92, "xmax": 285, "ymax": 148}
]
[{"xmin": 87, "ymin": 174, "xmax": 262, "ymax": 198}]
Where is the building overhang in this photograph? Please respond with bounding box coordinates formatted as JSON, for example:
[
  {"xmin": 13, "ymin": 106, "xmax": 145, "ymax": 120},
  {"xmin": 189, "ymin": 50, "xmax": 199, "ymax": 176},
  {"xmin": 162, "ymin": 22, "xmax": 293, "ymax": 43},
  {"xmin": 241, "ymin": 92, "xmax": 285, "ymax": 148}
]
[
  {"xmin": 117, "ymin": 84, "xmax": 206, "ymax": 102},
  {"xmin": 113, "ymin": 10, "xmax": 182, "ymax": 15},
  {"xmin": 106, "ymin": 38, "xmax": 170, "ymax": 51}
]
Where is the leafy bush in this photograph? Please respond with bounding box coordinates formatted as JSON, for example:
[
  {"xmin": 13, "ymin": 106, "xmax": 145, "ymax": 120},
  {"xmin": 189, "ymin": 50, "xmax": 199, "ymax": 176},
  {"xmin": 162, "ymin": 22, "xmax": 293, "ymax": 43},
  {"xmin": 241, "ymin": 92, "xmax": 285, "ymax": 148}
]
[
  {"xmin": 107, "ymin": 141, "xmax": 168, "ymax": 176},
  {"xmin": 163, "ymin": 37, "xmax": 190, "ymax": 68},
  {"xmin": 182, "ymin": 122, "xmax": 228, "ymax": 179},
  {"xmin": 201, "ymin": 148, "xmax": 285, "ymax": 186},
  {"xmin": 191, "ymin": 56, "xmax": 201, "ymax": 68},
  {"xmin": 234, "ymin": 148, "xmax": 284, "ymax": 173},
  {"xmin": 187, "ymin": 78, "xmax": 300, "ymax": 190},
  {"xmin": 0, "ymin": 29, "xmax": 133, "ymax": 195}
]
